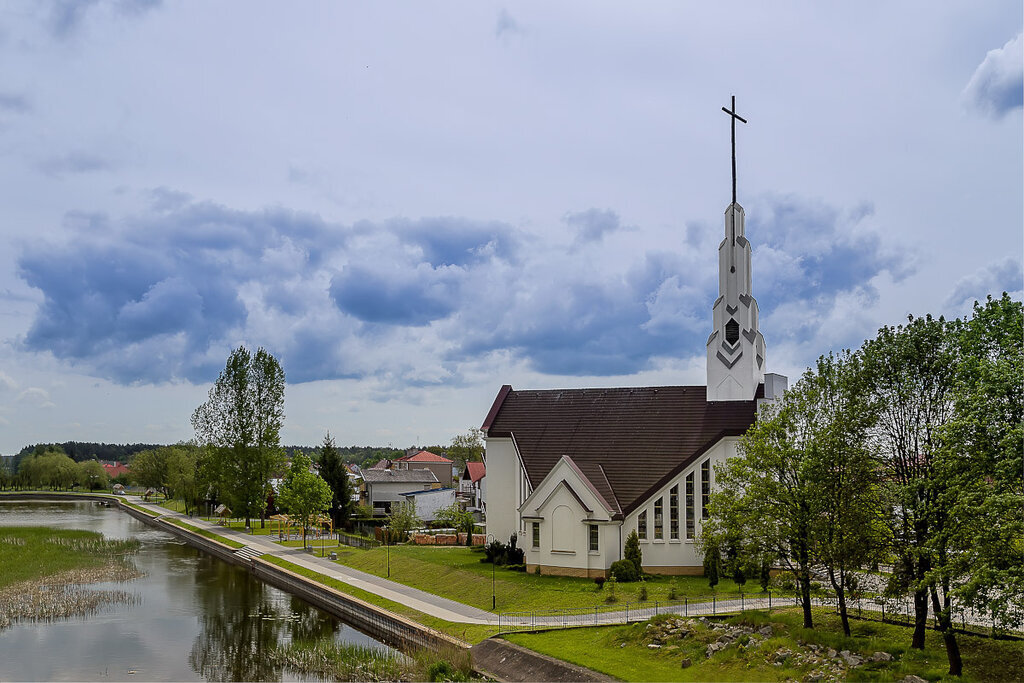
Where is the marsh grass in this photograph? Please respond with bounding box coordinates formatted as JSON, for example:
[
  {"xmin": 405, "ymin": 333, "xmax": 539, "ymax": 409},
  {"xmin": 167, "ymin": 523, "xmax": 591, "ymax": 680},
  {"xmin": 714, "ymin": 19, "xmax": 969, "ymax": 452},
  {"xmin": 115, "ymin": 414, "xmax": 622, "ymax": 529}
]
[
  {"xmin": 0, "ymin": 526, "xmax": 142, "ymax": 630},
  {"xmin": 267, "ymin": 641, "xmax": 412, "ymax": 681}
]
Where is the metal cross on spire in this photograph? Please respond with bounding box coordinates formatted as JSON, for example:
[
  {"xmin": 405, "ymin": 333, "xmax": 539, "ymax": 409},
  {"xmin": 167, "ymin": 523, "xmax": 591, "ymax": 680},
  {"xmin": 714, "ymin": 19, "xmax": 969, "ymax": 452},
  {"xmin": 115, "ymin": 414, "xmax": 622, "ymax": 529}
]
[{"xmin": 721, "ymin": 95, "xmax": 747, "ymax": 205}]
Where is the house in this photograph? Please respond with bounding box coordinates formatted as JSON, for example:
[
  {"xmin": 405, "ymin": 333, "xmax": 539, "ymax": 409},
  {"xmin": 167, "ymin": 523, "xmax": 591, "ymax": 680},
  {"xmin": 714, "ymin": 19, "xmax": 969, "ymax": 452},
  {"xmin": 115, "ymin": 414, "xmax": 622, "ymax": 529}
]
[
  {"xmin": 393, "ymin": 450, "xmax": 454, "ymax": 486},
  {"xmin": 400, "ymin": 487, "xmax": 457, "ymax": 522},
  {"xmin": 360, "ymin": 468, "xmax": 440, "ymax": 514},
  {"xmin": 459, "ymin": 462, "xmax": 486, "ymax": 514},
  {"xmin": 102, "ymin": 462, "xmax": 130, "ymax": 480},
  {"xmin": 481, "ymin": 118, "xmax": 786, "ymax": 577}
]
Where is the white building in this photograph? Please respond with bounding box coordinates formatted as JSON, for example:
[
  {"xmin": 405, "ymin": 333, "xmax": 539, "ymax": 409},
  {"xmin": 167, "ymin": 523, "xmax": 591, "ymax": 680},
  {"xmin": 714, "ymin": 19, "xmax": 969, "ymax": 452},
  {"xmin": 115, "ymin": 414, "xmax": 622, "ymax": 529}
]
[
  {"xmin": 481, "ymin": 109, "xmax": 786, "ymax": 577},
  {"xmin": 360, "ymin": 468, "xmax": 439, "ymax": 514},
  {"xmin": 401, "ymin": 487, "xmax": 457, "ymax": 522}
]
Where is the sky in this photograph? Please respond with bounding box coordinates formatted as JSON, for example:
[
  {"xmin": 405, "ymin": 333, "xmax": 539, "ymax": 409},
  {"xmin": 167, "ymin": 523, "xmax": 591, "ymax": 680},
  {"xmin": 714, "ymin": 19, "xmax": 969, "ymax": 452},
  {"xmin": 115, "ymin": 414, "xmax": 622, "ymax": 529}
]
[{"xmin": 0, "ymin": 2, "xmax": 1021, "ymax": 455}]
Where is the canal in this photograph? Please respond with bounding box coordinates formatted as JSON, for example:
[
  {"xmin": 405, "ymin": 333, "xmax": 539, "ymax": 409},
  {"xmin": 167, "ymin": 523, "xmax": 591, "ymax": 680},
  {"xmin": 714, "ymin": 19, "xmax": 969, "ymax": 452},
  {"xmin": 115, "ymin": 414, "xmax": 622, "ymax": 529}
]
[{"xmin": 0, "ymin": 500, "xmax": 395, "ymax": 681}]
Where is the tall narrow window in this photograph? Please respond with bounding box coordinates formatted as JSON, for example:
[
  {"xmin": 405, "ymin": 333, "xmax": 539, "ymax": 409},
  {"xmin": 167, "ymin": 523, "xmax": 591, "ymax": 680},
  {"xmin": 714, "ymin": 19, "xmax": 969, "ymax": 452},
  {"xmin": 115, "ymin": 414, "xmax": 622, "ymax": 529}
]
[
  {"xmin": 589, "ymin": 524, "xmax": 599, "ymax": 552},
  {"xmin": 701, "ymin": 459, "xmax": 711, "ymax": 519},
  {"xmin": 532, "ymin": 522, "xmax": 540, "ymax": 549},
  {"xmin": 654, "ymin": 497, "xmax": 664, "ymax": 540},
  {"xmin": 669, "ymin": 485, "xmax": 679, "ymax": 540},
  {"xmin": 685, "ymin": 473, "xmax": 695, "ymax": 539},
  {"xmin": 638, "ymin": 510, "xmax": 647, "ymax": 540}
]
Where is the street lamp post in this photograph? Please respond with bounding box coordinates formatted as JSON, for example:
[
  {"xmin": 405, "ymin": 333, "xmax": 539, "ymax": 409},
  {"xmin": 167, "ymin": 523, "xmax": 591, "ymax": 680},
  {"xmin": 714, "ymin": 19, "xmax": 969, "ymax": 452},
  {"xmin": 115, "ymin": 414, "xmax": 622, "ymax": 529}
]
[
  {"xmin": 487, "ymin": 533, "xmax": 496, "ymax": 611},
  {"xmin": 385, "ymin": 525, "xmax": 390, "ymax": 578}
]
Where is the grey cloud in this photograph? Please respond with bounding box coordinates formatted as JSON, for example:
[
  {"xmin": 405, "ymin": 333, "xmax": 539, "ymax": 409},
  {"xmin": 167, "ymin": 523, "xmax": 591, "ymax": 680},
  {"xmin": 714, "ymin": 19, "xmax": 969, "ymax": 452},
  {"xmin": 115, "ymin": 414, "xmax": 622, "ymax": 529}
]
[
  {"xmin": 48, "ymin": 0, "xmax": 160, "ymax": 38},
  {"xmin": 495, "ymin": 8, "xmax": 525, "ymax": 39},
  {"xmin": 963, "ymin": 32, "xmax": 1023, "ymax": 119},
  {"xmin": 0, "ymin": 93, "xmax": 31, "ymax": 114},
  {"xmin": 945, "ymin": 258, "xmax": 1023, "ymax": 311},
  {"xmin": 566, "ymin": 208, "xmax": 623, "ymax": 245}
]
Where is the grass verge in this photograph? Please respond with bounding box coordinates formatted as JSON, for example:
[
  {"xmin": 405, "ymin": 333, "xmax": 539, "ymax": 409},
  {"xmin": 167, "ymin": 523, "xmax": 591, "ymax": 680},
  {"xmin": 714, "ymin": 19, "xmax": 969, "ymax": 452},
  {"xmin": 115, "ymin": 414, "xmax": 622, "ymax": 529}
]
[
  {"xmin": 164, "ymin": 518, "xmax": 246, "ymax": 549},
  {"xmin": 261, "ymin": 556, "xmax": 494, "ymax": 645},
  {"xmin": 0, "ymin": 526, "xmax": 139, "ymax": 590},
  {"xmin": 504, "ymin": 607, "xmax": 1024, "ymax": 682}
]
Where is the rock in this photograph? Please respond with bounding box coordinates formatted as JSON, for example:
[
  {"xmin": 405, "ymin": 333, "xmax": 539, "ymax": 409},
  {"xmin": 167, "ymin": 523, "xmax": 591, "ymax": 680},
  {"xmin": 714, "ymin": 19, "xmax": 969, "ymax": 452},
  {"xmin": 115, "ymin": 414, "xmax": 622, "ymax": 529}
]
[
  {"xmin": 841, "ymin": 651, "xmax": 864, "ymax": 667},
  {"xmin": 758, "ymin": 625, "xmax": 773, "ymax": 636},
  {"xmin": 870, "ymin": 651, "xmax": 894, "ymax": 662},
  {"xmin": 647, "ymin": 644, "xmax": 662, "ymax": 649},
  {"xmin": 806, "ymin": 672, "xmax": 824, "ymax": 683},
  {"xmin": 680, "ymin": 658, "xmax": 692, "ymax": 669},
  {"xmin": 719, "ymin": 634, "xmax": 735, "ymax": 644},
  {"xmin": 901, "ymin": 676, "xmax": 928, "ymax": 683},
  {"xmin": 827, "ymin": 648, "xmax": 837, "ymax": 658}
]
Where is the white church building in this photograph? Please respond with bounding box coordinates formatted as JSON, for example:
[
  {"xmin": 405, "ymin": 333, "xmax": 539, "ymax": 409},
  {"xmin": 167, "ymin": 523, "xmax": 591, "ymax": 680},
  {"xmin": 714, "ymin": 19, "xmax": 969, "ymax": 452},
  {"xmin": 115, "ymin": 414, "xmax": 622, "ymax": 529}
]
[{"xmin": 481, "ymin": 101, "xmax": 786, "ymax": 577}]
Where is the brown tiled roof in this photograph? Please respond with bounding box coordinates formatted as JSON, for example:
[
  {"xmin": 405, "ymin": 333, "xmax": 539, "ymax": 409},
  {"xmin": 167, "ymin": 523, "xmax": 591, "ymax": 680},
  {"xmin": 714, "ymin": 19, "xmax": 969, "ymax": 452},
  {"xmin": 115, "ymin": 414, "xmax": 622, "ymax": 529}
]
[
  {"xmin": 463, "ymin": 461, "xmax": 486, "ymax": 483},
  {"xmin": 483, "ymin": 384, "xmax": 759, "ymax": 517}
]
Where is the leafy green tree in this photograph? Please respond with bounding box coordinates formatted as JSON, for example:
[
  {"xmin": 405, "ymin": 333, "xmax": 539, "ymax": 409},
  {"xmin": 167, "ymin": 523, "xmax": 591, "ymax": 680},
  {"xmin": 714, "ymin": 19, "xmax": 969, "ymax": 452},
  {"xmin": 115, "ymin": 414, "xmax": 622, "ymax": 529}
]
[
  {"xmin": 939, "ymin": 294, "xmax": 1024, "ymax": 632},
  {"xmin": 862, "ymin": 314, "xmax": 957, "ymax": 654},
  {"xmin": 802, "ymin": 351, "xmax": 886, "ymax": 636},
  {"xmin": 167, "ymin": 446, "xmax": 204, "ymax": 516},
  {"xmin": 624, "ymin": 530, "xmax": 643, "ymax": 577},
  {"xmin": 447, "ymin": 428, "xmax": 484, "ymax": 469},
  {"xmin": 314, "ymin": 432, "xmax": 354, "ymax": 529},
  {"xmin": 130, "ymin": 447, "xmax": 171, "ymax": 496},
  {"xmin": 385, "ymin": 500, "xmax": 421, "ymax": 543},
  {"xmin": 192, "ymin": 346, "xmax": 286, "ymax": 529},
  {"xmin": 434, "ymin": 502, "xmax": 475, "ymax": 545},
  {"xmin": 77, "ymin": 459, "xmax": 109, "ymax": 491},
  {"xmin": 277, "ymin": 453, "xmax": 333, "ymax": 548},
  {"xmin": 702, "ymin": 542, "xmax": 720, "ymax": 591},
  {"xmin": 707, "ymin": 383, "xmax": 817, "ymax": 627}
]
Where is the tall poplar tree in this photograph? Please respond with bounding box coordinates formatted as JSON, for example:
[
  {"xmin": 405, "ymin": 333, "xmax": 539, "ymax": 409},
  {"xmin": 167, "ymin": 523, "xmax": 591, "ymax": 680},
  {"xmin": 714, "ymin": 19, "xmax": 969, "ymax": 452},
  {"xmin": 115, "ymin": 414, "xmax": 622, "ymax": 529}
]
[{"xmin": 192, "ymin": 346, "xmax": 285, "ymax": 529}]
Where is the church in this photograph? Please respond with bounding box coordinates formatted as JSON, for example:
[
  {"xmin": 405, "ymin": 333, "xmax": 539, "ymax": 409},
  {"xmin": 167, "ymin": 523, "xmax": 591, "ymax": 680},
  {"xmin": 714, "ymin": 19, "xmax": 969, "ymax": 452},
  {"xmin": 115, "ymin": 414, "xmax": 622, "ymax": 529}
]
[{"xmin": 480, "ymin": 100, "xmax": 787, "ymax": 577}]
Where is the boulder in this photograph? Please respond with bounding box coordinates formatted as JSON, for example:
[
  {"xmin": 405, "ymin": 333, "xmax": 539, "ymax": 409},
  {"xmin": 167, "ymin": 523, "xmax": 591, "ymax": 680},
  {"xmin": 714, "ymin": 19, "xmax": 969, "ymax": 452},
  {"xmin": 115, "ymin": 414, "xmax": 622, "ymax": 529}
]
[
  {"xmin": 901, "ymin": 676, "xmax": 928, "ymax": 683},
  {"xmin": 758, "ymin": 625, "xmax": 773, "ymax": 636},
  {"xmin": 680, "ymin": 658, "xmax": 692, "ymax": 669},
  {"xmin": 870, "ymin": 651, "xmax": 894, "ymax": 662}
]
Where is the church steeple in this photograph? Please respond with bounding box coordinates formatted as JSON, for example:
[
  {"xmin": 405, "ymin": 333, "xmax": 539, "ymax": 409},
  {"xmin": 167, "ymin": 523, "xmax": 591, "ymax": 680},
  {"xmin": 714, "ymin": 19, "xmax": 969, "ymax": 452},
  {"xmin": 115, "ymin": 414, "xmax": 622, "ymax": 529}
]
[{"xmin": 706, "ymin": 97, "xmax": 766, "ymax": 401}]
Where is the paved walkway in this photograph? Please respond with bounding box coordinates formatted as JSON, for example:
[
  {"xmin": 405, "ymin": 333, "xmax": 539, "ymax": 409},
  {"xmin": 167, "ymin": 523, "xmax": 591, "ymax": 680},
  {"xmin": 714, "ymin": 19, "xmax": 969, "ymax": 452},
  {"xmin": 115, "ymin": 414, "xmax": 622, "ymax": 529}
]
[{"xmin": 125, "ymin": 496, "xmax": 498, "ymax": 625}]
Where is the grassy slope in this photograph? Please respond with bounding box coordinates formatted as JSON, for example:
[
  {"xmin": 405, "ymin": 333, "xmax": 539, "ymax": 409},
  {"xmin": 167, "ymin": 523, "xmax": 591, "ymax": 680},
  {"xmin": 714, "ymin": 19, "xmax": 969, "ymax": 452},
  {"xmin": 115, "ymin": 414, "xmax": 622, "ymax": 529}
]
[
  {"xmin": 262, "ymin": 556, "xmax": 493, "ymax": 645},
  {"xmin": 333, "ymin": 544, "xmax": 751, "ymax": 613},
  {"xmin": 163, "ymin": 517, "xmax": 246, "ymax": 549},
  {"xmin": 505, "ymin": 608, "xmax": 1024, "ymax": 683},
  {"xmin": 0, "ymin": 526, "xmax": 119, "ymax": 589}
]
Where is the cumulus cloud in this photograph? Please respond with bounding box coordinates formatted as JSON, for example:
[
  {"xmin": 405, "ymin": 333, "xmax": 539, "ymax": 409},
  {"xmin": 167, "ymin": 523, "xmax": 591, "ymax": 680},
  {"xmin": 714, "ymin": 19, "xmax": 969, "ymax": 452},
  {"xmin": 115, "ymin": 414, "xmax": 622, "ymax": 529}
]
[
  {"xmin": 0, "ymin": 371, "xmax": 17, "ymax": 392},
  {"xmin": 945, "ymin": 257, "xmax": 1023, "ymax": 312},
  {"xmin": 14, "ymin": 192, "xmax": 904, "ymax": 386},
  {"xmin": 566, "ymin": 208, "xmax": 624, "ymax": 245},
  {"xmin": 17, "ymin": 387, "xmax": 55, "ymax": 409},
  {"xmin": 963, "ymin": 32, "xmax": 1023, "ymax": 119}
]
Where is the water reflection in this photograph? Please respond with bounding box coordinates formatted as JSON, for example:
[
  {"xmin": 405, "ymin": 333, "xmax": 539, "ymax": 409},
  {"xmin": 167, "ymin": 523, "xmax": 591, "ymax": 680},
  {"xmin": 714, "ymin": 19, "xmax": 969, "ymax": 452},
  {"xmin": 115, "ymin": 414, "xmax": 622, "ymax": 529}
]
[{"xmin": 0, "ymin": 500, "xmax": 390, "ymax": 682}]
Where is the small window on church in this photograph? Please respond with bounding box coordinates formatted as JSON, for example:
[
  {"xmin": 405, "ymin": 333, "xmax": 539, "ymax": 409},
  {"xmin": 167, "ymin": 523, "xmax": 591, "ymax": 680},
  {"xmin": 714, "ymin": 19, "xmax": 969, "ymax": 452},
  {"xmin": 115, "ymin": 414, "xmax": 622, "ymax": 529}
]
[
  {"xmin": 589, "ymin": 524, "xmax": 599, "ymax": 552},
  {"xmin": 654, "ymin": 497, "xmax": 664, "ymax": 540},
  {"xmin": 725, "ymin": 318, "xmax": 740, "ymax": 345},
  {"xmin": 532, "ymin": 522, "xmax": 540, "ymax": 549},
  {"xmin": 638, "ymin": 511, "xmax": 647, "ymax": 540}
]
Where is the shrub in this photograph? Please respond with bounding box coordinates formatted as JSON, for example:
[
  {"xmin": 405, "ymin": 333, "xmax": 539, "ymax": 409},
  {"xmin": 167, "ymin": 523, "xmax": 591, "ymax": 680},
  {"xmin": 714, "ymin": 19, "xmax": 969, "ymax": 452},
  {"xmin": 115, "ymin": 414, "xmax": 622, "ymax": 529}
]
[
  {"xmin": 482, "ymin": 539, "xmax": 504, "ymax": 564},
  {"xmin": 667, "ymin": 578, "xmax": 678, "ymax": 600},
  {"xmin": 624, "ymin": 530, "xmax": 643, "ymax": 576},
  {"xmin": 637, "ymin": 581, "xmax": 648, "ymax": 601},
  {"xmin": 703, "ymin": 543, "xmax": 720, "ymax": 590},
  {"xmin": 506, "ymin": 533, "xmax": 524, "ymax": 565},
  {"xmin": 426, "ymin": 661, "xmax": 468, "ymax": 682},
  {"xmin": 594, "ymin": 576, "xmax": 606, "ymax": 590},
  {"xmin": 610, "ymin": 559, "xmax": 639, "ymax": 582},
  {"xmin": 605, "ymin": 575, "xmax": 618, "ymax": 603}
]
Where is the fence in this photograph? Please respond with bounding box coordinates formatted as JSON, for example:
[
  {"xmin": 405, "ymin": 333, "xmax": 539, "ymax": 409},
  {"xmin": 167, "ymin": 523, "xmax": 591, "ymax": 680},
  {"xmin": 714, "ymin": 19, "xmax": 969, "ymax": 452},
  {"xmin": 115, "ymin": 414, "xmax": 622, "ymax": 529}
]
[
  {"xmin": 496, "ymin": 589, "xmax": 1023, "ymax": 637},
  {"xmin": 337, "ymin": 531, "xmax": 380, "ymax": 549}
]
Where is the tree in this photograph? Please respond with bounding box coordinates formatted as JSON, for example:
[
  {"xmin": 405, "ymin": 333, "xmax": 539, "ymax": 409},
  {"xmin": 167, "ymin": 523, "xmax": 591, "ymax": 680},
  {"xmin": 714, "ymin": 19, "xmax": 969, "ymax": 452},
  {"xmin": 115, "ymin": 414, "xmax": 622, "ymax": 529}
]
[
  {"xmin": 314, "ymin": 432, "xmax": 354, "ymax": 529},
  {"xmin": 277, "ymin": 453, "xmax": 333, "ymax": 548},
  {"xmin": 192, "ymin": 346, "xmax": 286, "ymax": 529},
  {"xmin": 707, "ymin": 381, "xmax": 818, "ymax": 628},
  {"xmin": 166, "ymin": 446, "xmax": 204, "ymax": 516},
  {"xmin": 447, "ymin": 428, "xmax": 484, "ymax": 469},
  {"xmin": 385, "ymin": 500, "xmax": 421, "ymax": 543},
  {"xmin": 78, "ymin": 460, "xmax": 109, "ymax": 491},
  {"xmin": 802, "ymin": 351, "xmax": 886, "ymax": 636},
  {"xmin": 624, "ymin": 530, "xmax": 643, "ymax": 577},
  {"xmin": 939, "ymin": 294, "xmax": 1024, "ymax": 633},
  {"xmin": 130, "ymin": 447, "xmax": 171, "ymax": 496},
  {"xmin": 702, "ymin": 542, "xmax": 720, "ymax": 591},
  {"xmin": 862, "ymin": 314, "xmax": 957, "ymax": 655},
  {"xmin": 434, "ymin": 502, "xmax": 476, "ymax": 545}
]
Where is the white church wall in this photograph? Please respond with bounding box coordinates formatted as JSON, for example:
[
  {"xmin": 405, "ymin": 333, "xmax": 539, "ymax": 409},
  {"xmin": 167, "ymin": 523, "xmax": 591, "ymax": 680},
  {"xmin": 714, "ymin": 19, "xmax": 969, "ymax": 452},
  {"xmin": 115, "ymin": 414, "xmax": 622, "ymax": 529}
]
[
  {"xmin": 624, "ymin": 438, "xmax": 737, "ymax": 574},
  {"xmin": 482, "ymin": 436, "xmax": 521, "ymax": 543}
]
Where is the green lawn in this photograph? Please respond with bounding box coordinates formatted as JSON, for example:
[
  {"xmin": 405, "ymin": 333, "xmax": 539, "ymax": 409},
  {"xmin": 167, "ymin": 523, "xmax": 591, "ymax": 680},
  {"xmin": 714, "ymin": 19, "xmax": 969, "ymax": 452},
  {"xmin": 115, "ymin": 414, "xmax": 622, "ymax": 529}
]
[
  {"xmin": 0, "ymin": 526, "xmax": 138, "ymax": 590},
  {"xmin": 504, "ymin": 608, "xmax": 1024, "ymax": 682},
  {"xmin": 262, "ymin": 556, "xmax": 493, "ymax": 644},
  {"xmin": 331, "ymin": 544, "xmax": 754, "ymax": 613}
]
